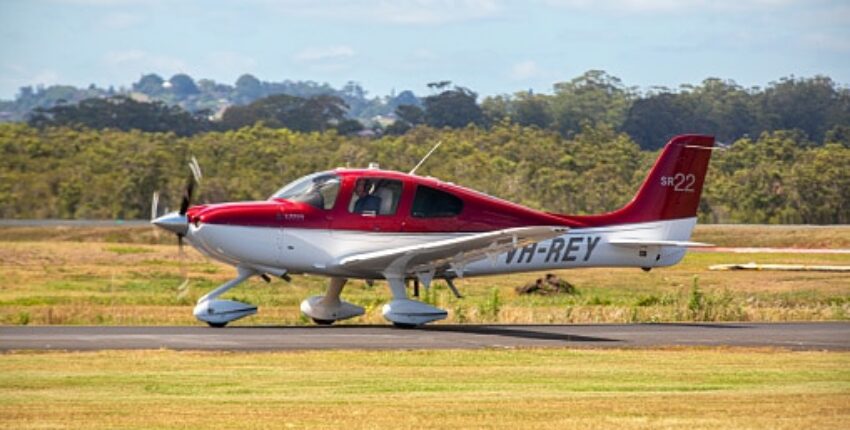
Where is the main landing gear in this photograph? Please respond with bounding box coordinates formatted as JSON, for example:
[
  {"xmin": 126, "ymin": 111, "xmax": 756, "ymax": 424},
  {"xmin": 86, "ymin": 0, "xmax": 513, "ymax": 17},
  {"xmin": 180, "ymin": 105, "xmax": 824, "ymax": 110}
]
[
  {"xmin": 299, "ymin": 276, "xmax": 448, "ymax": 327},
  {"xmin": 381, "ymin": 275, "xmax": 448, "ymax": 327},
  {"xmin": 195, "ymin": 270, "xmax": 449, "ymax": 328},
  {"xmin": 300, "ymin": 277, "xmax": 365, "ymax": 325}
]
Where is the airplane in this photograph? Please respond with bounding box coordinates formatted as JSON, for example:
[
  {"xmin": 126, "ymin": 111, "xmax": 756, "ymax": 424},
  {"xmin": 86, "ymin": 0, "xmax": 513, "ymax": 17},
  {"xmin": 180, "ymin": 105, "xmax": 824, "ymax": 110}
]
[{"xmin": 152, "ymin": 134, "xmax": 715, "ymax": 328}]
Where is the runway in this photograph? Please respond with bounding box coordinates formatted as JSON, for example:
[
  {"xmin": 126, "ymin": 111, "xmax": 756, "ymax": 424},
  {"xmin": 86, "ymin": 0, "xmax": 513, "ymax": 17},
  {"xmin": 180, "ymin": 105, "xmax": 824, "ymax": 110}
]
[{"xmin": 2, "ymin": 322, "xmax": 848, "ymax": 351}]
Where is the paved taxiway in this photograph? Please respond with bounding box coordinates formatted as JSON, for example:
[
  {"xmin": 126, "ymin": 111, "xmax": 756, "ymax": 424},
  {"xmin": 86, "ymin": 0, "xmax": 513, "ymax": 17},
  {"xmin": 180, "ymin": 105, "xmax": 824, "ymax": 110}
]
[{"xmin": 1, "ymin": 322, "xmax": 848, "ymax": 351}]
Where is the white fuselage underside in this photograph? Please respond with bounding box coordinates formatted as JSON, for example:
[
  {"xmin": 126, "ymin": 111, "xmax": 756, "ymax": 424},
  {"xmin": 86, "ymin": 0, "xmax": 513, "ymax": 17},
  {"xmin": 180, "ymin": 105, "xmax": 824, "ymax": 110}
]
[{"xmin": 186, "ymin": 217, "xmax": 696, "ymax": 279}]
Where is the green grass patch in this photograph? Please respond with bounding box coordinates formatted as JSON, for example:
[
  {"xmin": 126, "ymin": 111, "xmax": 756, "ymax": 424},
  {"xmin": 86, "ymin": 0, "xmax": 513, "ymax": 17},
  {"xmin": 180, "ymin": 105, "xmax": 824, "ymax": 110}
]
[{"xmin": 0, "ymin": 348, "xmax": 848, "ymax": 429}]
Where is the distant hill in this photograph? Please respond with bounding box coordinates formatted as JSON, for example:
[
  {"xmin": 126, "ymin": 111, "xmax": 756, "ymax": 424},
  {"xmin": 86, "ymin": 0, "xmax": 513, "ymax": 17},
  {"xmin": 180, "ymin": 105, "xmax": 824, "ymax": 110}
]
[{"xmin": 0, "ymin": 73, "xmax": 421, "ymax": 125}]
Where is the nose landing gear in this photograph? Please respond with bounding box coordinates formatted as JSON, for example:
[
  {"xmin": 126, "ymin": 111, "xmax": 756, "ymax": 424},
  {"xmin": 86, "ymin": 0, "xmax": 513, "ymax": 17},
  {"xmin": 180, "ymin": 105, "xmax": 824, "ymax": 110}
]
[{"xmin": 193, "ymin": 267, "xmax": 258, "ymax": 328}]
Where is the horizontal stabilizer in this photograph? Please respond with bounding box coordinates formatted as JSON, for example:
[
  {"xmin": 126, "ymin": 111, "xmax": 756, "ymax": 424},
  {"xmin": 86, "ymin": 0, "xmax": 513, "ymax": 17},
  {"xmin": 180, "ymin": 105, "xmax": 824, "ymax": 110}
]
[{"xmin": 608, "ymin": 239, "xmax": 713, "ymax": 248}]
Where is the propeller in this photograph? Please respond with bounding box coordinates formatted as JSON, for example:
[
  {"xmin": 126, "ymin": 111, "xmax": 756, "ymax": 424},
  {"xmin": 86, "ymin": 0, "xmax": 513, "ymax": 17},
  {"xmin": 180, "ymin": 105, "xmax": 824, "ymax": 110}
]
[
  {"xmin": 177, "ymin": 156, "xmax": 202, "ymax": 263},
  {"xmin": 151, "ymin": 156, "xmax": 203, "ymax": 300}
]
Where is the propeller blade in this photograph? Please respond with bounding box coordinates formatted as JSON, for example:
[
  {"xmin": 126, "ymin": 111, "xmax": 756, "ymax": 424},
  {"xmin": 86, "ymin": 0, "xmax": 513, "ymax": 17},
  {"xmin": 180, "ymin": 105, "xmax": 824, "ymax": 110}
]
[
  {"xmin": 150, "ymin": 192, "xmax": 161, "ymax": 240},
  {"xmin": 179, "ymin": 156, "xmax": 203, "ymax": 216},
  {"xmin": 189, "ymin": 156, "xmax": 203, "ymax": 183},
  {"xmin": 150, "ymin": 192, "xmax": 160, "ymax": 221},
  {"xmin": 179, "ymin": 177, "xmax": 194, "ymax": 215}
]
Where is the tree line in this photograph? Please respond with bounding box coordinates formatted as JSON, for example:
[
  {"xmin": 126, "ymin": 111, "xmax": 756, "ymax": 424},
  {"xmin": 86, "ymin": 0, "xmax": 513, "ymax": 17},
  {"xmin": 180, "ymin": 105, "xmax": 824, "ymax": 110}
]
[
  {"xmin": 1, "ymin": 122, "xmax": 847, "ymax": 224},
  {"xmin": 16, "ymin": 71, "xmax": 850, "ymax": 151}
]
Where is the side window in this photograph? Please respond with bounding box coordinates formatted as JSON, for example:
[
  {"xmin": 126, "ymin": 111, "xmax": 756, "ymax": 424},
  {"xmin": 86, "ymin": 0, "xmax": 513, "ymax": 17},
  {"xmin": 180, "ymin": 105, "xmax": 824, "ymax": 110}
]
[
  {"xmin": 411, "ymin": 185, "xmax": 463, "ymax": 218},
  {"xmin": 349, "ymin": 178, "xmax": 403, "ymax": 216}
]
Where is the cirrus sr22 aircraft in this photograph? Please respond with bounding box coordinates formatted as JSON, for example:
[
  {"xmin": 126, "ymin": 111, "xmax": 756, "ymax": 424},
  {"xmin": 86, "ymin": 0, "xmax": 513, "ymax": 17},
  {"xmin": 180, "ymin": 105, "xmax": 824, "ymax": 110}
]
[{"xmin": 152, "ymin": 134, "xmax": 714, "ymax": 328}]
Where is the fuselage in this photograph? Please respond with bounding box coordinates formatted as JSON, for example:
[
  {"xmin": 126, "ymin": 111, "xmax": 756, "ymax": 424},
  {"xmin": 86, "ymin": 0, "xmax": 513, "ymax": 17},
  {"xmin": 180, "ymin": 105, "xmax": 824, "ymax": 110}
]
[
  {"xmin": 188, "ymin": 218, "xmax": 693, "ymax": 279},
  {"xmin": 182, "ymin": 168, "xmax": 694, "ymax": 280}
]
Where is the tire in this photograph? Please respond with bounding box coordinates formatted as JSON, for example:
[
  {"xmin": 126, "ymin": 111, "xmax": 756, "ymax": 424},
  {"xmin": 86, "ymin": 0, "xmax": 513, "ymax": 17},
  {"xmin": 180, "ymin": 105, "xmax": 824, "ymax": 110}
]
[
  {"xmin": 392, "ymin": 322, "xmax": 419, "ymax": 329},
  {"xmin": 312, "ymin": 318, "xmax": 335, "ymax": 326},
  {"xmin": 207, "ymin": 321, "xmax": 228, "ymax": 328}
]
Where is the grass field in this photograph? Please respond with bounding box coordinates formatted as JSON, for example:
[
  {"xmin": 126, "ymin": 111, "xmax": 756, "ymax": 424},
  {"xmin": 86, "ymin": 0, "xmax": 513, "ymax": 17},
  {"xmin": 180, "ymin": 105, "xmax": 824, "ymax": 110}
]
[
  {"xmin": 1, "ymin": 225, "xmax": 848, "ymax": 430},
  {"xmin": 0, "ymin": 225, "xmax": 848, "ymax": 326},
  {"xmin": 1, "ymin": 348, "xmax": 848, "ymax": 429}
]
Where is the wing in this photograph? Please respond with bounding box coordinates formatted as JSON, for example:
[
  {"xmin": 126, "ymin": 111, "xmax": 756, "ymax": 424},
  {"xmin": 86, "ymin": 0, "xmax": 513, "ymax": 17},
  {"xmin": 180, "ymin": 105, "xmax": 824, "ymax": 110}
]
[
  {"xmin": 337, "ymin": 226, "xmax": 568, "ymax": 277},
  {"xmin": 608, "ymin": 239, "xmax": 713, "ymax": 248}
]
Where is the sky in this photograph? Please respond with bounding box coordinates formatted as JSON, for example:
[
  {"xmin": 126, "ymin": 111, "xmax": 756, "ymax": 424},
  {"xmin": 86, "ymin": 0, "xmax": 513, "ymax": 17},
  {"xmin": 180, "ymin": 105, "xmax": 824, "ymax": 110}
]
[{"xmin": 1, "ymin": 0, "xmax": 848, "ymax": 100}]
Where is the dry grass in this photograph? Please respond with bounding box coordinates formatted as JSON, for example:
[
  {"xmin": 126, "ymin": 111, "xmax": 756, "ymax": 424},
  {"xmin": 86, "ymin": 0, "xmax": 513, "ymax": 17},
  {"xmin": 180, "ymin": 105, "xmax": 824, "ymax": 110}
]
[
  {"xmin": 1, "ymin": 348, "xmax": 848, "ymax": 429},
  {"xmin": 693, "ymin": 224, "xmax": 850, "ymax": 248},
  {"xmin": 0, "ymin": 224, "xmax": 169, "ymax": 244},
  {"xmin": 0, "ymin": 224, "xmax": 848, "ymax": 326}
]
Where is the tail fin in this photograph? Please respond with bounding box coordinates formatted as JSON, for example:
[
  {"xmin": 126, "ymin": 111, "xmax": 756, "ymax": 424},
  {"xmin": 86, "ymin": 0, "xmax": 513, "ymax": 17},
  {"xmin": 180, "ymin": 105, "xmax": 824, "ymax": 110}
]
[{"xmin": 570, "ymin": 134, "xmax": 715, "ymax": 225}]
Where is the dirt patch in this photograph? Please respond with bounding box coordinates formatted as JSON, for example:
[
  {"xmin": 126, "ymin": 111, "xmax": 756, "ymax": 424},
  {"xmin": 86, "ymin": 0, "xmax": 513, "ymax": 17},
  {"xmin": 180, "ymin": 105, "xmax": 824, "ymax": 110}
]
[{"xmin": 516, "ymin": 273, "xmax": 576, "ymax": 295}]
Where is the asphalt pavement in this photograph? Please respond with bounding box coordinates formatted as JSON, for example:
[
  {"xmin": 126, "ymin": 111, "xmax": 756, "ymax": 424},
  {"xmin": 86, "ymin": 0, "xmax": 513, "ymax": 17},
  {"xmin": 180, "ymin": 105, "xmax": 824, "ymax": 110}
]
[{"xmin": 1, "ymin": 322, "xmax": 848, "ymax": 351}]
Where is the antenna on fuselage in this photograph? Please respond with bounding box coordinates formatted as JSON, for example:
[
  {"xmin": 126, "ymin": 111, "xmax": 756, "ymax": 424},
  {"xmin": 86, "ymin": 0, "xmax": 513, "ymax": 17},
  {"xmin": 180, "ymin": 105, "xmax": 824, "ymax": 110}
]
[{"xmin": 408, "ymin": 140, "xmax": 443, "ymax": 176}]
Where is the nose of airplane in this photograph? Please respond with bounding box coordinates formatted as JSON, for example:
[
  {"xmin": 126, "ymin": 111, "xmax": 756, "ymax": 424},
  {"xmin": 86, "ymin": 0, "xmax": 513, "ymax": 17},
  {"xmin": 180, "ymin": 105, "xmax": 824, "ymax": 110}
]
[{"xmin": 152, "ymin": 211, "xmax": 189, "ymax": 235}]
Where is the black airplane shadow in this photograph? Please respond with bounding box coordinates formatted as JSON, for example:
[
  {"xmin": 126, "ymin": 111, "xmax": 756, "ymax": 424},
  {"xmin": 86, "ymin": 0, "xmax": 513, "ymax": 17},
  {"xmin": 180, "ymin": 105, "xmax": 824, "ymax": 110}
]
[
  {"xmin": 421, "ymin": 324, "xmax": 619, "ymax": 343},
  {"xmin": 242, "ymin": 324, "xmax": 618, "ymax": 343},
  {"xmin": 239, "ymin": 322, "xmax": 756, "ymax": 342}
]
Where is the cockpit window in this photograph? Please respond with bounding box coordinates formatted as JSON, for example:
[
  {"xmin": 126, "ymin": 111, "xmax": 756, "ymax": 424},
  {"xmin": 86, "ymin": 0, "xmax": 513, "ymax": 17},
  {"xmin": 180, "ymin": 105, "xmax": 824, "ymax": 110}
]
[{"xmin": 270, "ymin": 172, "xmax": 340, "ymax": 210}]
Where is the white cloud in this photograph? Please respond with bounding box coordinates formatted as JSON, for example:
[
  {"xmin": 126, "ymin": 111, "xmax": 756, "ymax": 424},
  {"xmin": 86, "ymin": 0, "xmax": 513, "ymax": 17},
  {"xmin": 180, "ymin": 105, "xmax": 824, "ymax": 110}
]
[
  {"xmin": 801, "ymin": 32, "xmax": 850, "ymax": 54},
  {"xmin": 370, "ymin": 0, "xmax": 502, "ymax": 25},
  {"xmin": 541, "ymin": 0, "xmax": 802, "ymax": 14},
  {"xmin": 102, "ymin": 49, "xmax": 145, "ymax": 65},
  {"xmin": 261, "ymin": 0, "xmax": 503, "ymax": 25},
  {"xmin": 293, "ymin": 45, "xmax": 356, "ymax": 63},
  {"xmin": 0, "ymin": 65, "xmax": 61, "ymax": 98},
  {"xmin": 412, "ymin": 49, "xmax": 439, "ymax": 61},
  {"xmin": 31, "ymin": 70, "xmax": 61, "ymax": 86},
  {"xmin": 208, "ymin": 51, "xmax": 258, "ymax": 71},
  {"xmin": 100, "ymin": 12, "xmax": 144, "ymax": 30},
  {"xmin": 102, "ymin": 50, "xmax": 188, "ymax": 72},
  {"xmin": 48, "ymin": 0, "xmax": 161, "ymax": 6},
  {"xmin": 510, "ymin": 60, "xmax": 541, "ymax": 80}
]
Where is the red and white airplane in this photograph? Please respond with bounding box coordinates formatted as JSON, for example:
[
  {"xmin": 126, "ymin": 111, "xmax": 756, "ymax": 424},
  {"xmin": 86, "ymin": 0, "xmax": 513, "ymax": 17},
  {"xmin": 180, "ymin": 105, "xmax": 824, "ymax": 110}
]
[{"xmin": 153, "ymin": 134, "xmax": 714, "ymax": 327}]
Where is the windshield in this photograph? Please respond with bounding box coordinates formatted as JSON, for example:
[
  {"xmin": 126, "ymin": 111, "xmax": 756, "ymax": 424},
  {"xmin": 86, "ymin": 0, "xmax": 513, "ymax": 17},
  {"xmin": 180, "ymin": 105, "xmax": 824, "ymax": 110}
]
[{"xmin": 270, "ymin": 172, "xmax": 340, "ymax": 210}]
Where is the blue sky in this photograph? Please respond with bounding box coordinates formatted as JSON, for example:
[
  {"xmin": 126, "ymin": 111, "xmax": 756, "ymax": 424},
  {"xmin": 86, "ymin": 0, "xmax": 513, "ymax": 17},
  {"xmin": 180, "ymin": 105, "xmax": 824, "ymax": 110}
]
[{"xmin": 1, "ymin": 0, "xmax": 848, "ymax": 99}]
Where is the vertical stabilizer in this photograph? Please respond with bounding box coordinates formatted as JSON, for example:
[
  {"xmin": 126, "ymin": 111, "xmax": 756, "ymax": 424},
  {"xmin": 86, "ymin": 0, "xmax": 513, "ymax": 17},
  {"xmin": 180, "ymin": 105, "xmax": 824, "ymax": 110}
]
[{"xmin": 568, "ymin": 134, "xmax": 715, "ymax": 225}]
